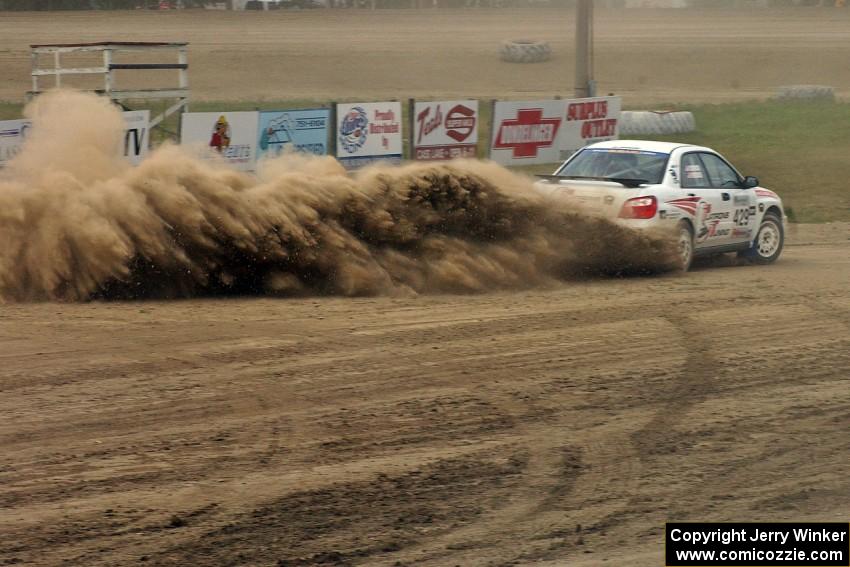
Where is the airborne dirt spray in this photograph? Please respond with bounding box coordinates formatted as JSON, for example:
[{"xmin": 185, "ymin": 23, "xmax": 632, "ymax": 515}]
[{"xmin": 0, "ymin": 90, "xmax": 679, "ymax": 302}]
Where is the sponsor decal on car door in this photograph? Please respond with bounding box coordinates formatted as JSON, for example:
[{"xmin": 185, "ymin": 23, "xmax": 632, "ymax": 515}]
[
  {"xmin": 675, "ymin": 153, "xmax": 734, "ymax": 247},
  {"xmin": 699, "ymin": 152, "xmax": 755, "ymax": 244}
]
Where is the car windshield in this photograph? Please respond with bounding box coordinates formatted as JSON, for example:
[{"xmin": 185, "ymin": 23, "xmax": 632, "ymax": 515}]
[{"xmin": 554, "ymin": 148, "xmax": 669, "ymax": 185}]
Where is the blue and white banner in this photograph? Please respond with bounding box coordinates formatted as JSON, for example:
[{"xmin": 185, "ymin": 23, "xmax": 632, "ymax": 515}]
[
  {"xmin": 336, "ymin": 101, "xmax": 402, "ymax": 169},
  {"xmin": 258, "ymin": 108, "xmax": 331, "ymax": 159}
]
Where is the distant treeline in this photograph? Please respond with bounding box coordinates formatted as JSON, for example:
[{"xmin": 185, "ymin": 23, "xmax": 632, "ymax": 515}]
[
  {"xmin": 0, "ymin": 0, "xmax": 208, "ymax": 8},
  {"xmin": 0, "ymin": 0, "xmax": 838, "ymax": 9}
]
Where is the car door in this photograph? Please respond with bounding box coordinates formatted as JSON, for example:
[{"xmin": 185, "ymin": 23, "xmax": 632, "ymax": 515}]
[
  {"xmin": 699, "ymin": 152, "xmax": 757, "ymax": 245},
  {"xmin": 679, "ymin": 152, "xmax": 733, "ymax": 248}
]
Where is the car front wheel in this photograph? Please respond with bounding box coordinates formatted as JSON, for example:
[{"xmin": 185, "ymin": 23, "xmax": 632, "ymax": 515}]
[{"xmin": 744, "ymin": 212, "xmax": 784, "ymax": 264}]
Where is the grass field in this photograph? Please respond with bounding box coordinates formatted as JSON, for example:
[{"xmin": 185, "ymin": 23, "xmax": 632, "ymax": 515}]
[
  {"xmin": 630, "ymin": 100, "xmax": 850, "ymax": 224},
  {"xmin": 4, "ymin": 97, "xmax": 848, "ymax": 223}
]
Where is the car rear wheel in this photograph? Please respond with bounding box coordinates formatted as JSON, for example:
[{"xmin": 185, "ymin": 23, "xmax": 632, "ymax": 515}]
[
  {"xmin": 678, "ymin": 222, "xmax": 694, "ymax": 272},
  {"xmin": 744, "ymin": 212, "xmax": 784, "ymax": 264}
]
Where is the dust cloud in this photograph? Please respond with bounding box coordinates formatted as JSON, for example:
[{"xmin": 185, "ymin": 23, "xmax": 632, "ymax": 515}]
[{"xmin": 0, "ymin": 90, "xmax": 679, "ymax": 302}]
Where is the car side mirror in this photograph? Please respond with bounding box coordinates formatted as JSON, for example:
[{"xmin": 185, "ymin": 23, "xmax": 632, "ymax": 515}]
[{"xmin": 742, "ymin": 176, "xmax": 759, "ymax": 189}]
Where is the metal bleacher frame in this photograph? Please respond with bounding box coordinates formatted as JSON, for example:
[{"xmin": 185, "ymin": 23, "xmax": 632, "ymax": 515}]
[{"xmin": 28, "ymin": 41, "xmax": 189, "ymax": 138}]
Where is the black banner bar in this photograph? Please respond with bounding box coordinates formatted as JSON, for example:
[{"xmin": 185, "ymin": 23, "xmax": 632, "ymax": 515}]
[
  {"xmin": 666, "ymin": 523, "xmax": 849, "ymax": 566},
  {"xmin": 108, "ymin": 63, "xmax": 188, "ymax": 70}
]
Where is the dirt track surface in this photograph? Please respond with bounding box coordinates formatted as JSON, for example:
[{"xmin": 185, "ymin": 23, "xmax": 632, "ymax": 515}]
[
  {"xmin": 3, "ymin": 7, "xmax": 850, "ymax": 103},
  {"xmin": 0, "ymin": 223, "xmax": 848, "ymax": 566}
]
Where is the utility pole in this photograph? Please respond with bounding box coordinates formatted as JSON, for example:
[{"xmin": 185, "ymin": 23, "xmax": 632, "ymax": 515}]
[{"xmin": 574, "ymin": 0, "xmax": 594, "ymax": 99}]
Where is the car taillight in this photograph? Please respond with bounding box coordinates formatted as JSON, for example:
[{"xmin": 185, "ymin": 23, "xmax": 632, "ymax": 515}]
[{"xmin": 618, "ymin": 196, "xmax": 658, "ymax": 219}]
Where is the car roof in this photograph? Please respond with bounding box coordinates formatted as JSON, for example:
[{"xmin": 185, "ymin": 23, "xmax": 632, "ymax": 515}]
[{"xmin": 585, "ymin": 139, "xmax": 710, "ymax": 154}]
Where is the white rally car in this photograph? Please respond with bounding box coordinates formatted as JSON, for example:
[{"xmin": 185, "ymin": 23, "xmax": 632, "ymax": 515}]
[{"xmin": 534, "ymin": 140, "xmax": 786, "ymax": 270}]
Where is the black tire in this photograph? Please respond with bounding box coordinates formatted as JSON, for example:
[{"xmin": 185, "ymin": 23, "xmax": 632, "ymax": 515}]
[
  {"xmin": 500, "ymin": 40, "xmax": 552, "ymax": 64},
  {"xmin": 743, "ymin": 212, "xmax": 784, "ymax": 264},
  {"xmin": 678, "ymin": 221, "xmax": 694, "ymax": 272}
]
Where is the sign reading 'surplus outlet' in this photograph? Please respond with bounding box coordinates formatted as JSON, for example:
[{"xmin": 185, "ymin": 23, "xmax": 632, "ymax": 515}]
[
  {"xmin": 412, "ymin": 100, "xmax": 478, "ymax": 161},
  {"xmin": 558, "ymin": 96, "xmax": 621, "ymax": 160},
  {"xmin": 336, "ymin": 102, "xmax": 402, "ymax": 169}
]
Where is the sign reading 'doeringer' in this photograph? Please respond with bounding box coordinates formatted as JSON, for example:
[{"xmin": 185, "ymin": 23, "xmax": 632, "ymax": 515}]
[
  {"xmin": 412, "ymin": 100, "xmax": 478, "ymax": 161},
  {"xmin": 489, "ymin": 96, "xmax": 621, "ymax": 166},
  {"xmin": 336, "ymin": 102, "xmax": 402, "ymax": 169}
]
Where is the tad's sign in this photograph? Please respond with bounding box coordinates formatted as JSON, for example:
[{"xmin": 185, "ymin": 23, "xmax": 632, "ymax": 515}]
[{"xmin": 412, "ymin": 100, "xmax": 479, "ymax": 161}]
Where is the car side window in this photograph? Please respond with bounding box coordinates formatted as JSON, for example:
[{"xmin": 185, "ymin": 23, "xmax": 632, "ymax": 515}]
[
  {"xmin": 700, "ymin": 152, "xmax": 741, "ymax": 188},
  {"xmin": 680, "ymin": 153, "xmax": 710, "ymax": 189}
]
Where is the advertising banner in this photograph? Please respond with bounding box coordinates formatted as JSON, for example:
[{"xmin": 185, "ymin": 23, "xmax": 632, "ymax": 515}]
[
  {"xmin": 489, "ymin": 96, "xmax": 621, "ymax": 166},
  {"xmin": 1, "ymin": 111, "xmax": 150, "ymax": 168},
  {"xmin": 122, "ymin": 110, "xmax": 150, "ymax": 166},
  {"xmin": 257, "ymin": 108, "xmax": 331, "ymax": 159},
  {"xmin": 489, "ymin": 100, "xmax": 565, "ymax": 166},
  {"xmin": 412, "ymin": 99, "xmax": 478, "ymax": 161},
  {"xmin": 558, "ymin": 96, "xmax": 620, "ymax": 160},
  {"xmin": 0, "ymin": 119, "xmax": 31, "ymax": 168},
  {"xmin": 180, "ymin": 111, "xmax": 259, "ymax": 171},
  {"xmin": 336, "ymin": 102, "xmax": 402, "ymax": 169}
]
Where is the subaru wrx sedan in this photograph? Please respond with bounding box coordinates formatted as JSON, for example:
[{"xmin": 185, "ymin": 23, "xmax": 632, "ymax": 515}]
[{"xmin": 534, "ymin": 140, "xmax": 786, "ymax": 270}]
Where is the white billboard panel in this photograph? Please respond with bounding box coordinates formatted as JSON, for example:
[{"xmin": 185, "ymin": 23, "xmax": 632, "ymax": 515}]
[
  {"xmin": 180, "ymin": 111, "xmax": 259, "ymax": 171},
  {"xmin": 489, "ymin": 100, "xmax": 565, "ymax": 166},
  {"xmin": 0, "ymin": 119, "xmax": 31, "ymax": 168},
  {"xmin": 490, "ymin": 96, "xmax": 621, "ymax": 166},
  {"xmin": 558, "ymin": 96, "xmax": 621, "ymax": 160},
  {"xmin": 412, "ymin": 100, "xmax": 478, "ymax": 161},
  {"xmin": 1, "ymin": 111, "xmax": 151, "ymax": 168},
  {"xmin": 336, "ymin": 102, "xmax": 402, "ymax": 169},
  {"xmin": 122, "ymin": 110, "xmax": 150, "ymax": 166}
]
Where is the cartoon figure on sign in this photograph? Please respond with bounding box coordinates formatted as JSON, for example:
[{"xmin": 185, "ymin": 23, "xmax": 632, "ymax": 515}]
[
  {"xmin": 338, "ymin": 106, "xmax": 368, "ymax": 154},
  {"xmin": 210, "ymin": 115, "xmax": 231, "ymax": 153}
]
